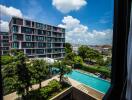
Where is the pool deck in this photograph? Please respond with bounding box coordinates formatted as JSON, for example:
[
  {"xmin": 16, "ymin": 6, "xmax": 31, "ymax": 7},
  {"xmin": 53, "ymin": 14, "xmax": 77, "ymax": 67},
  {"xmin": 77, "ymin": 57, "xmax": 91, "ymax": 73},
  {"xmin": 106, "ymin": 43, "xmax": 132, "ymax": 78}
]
[{"xmin": 66, "ymin": 77, "xmax": 104, "ymax": 100}]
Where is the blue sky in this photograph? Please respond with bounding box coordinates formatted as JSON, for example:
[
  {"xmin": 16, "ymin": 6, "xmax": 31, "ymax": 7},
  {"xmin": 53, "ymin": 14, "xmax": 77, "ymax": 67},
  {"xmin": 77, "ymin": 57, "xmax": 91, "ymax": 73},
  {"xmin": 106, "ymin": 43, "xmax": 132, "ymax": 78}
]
[{"xmin": 0, "ymin": 0, "xmax": 114, "ymax": 45}]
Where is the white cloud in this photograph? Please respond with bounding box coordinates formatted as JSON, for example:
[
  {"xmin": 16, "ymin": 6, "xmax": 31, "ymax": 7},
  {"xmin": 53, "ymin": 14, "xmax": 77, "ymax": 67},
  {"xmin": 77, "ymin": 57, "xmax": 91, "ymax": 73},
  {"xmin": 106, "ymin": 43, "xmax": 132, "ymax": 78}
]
[
  {"xmin": 0, "ymin": 4, "xmax": 23, "ymax": 17},
  {"xmin": 0, "ymin": 20, "xmax": 9, "ymax": 32},
  {"xmin": 52, "ymin": 0, "xmax": 87, "ymax": 13},
  {"xmin": 58, "ymin": 16, "xmax": 113, "ymax": 45}
]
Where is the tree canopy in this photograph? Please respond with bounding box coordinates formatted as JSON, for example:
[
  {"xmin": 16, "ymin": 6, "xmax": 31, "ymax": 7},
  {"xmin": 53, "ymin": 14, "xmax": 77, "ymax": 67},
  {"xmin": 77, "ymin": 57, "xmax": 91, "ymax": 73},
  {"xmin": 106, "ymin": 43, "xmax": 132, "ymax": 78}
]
[{"xmin": 65, "ymin": 43, "xmax": 72, "ymax": 53}]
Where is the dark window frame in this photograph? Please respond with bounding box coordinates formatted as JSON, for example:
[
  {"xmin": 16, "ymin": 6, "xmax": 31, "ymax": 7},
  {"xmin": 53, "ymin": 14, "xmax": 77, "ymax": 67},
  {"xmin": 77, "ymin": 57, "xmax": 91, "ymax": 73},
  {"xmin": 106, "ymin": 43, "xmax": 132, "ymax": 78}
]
[{"xmin": 103, "ymin": 0, "xmax": 131, "ymax": 100}]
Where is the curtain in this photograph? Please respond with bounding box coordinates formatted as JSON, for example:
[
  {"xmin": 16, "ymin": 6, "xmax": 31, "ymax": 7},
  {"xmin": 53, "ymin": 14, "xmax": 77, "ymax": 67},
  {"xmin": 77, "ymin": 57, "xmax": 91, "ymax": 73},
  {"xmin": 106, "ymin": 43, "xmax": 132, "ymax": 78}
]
[{"xmin": 126, "ymin": 8, "xmax": 132, "ymax": 100}]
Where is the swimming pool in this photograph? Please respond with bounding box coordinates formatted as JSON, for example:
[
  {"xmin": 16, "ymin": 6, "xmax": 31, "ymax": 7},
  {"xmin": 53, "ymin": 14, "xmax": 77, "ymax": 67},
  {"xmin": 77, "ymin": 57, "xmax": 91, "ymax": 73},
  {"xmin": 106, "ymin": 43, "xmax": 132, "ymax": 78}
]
[{"xmin": 65, "ymin": 70, "xmax": 110, "ymax": 94}]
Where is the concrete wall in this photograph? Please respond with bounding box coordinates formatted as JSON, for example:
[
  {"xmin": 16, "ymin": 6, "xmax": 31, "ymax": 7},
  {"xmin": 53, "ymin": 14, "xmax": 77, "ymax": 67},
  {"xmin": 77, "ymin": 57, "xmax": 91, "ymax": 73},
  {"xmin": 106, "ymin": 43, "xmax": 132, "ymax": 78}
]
[{"xmin": 50, "ymin": 87, "xmax": 97, "ymax": 100}]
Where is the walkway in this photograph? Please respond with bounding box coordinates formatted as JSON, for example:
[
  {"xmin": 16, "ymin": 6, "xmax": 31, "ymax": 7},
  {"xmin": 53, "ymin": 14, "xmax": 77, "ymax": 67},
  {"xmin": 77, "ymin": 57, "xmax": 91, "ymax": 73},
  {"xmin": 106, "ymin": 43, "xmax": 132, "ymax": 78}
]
[{"xmin": 3, "ymin": 75, "xmax": 59, "ymax": 100}]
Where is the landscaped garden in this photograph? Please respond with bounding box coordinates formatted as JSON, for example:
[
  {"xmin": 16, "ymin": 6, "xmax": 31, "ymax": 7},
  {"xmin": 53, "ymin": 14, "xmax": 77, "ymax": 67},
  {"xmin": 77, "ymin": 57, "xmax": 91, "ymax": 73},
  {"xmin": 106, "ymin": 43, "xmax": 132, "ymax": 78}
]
[
  {"xmin": 22, "ymin": 79, "xmax": 70, "ymax": 100},
  {"xmin": 1, "ymin": 50, "xmax": 72, "ymax": 98},
  {"xmin": 2, "ymin": 43, "xmax": 111, "ymax": 99}
]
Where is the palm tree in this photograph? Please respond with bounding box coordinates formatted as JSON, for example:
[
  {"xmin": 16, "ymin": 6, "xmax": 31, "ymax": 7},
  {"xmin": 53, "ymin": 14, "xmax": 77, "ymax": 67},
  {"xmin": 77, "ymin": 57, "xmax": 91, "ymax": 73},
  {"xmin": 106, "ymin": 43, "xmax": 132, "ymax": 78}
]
[{"xmin": 53, "ymin": 60, "xmax": 72, "ymax": 83}]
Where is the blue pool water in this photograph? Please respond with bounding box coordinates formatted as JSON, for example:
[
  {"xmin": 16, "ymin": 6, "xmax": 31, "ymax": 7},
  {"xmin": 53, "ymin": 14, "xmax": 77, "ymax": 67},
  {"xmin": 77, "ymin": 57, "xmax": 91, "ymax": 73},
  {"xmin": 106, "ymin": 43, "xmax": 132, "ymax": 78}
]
[{"xmin": 65, "ymin": 70, "xmax": 110, "ymax": 94}]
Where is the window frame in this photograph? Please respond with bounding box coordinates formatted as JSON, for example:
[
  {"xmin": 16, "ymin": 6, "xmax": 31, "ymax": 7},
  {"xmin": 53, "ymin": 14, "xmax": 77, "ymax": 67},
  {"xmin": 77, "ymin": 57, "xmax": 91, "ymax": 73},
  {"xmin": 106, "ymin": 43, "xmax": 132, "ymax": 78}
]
[{"xmin": 103, "ymin": 0, "xmax": 131, "ymax": 99}]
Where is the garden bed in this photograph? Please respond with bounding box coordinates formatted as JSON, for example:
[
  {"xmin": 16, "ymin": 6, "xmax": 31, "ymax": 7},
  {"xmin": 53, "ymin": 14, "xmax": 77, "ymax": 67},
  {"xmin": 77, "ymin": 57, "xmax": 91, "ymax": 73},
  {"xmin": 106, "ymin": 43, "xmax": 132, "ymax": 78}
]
[{"xmin": 23, "ymin": 79, "xmax": 71, "ymax": 100}]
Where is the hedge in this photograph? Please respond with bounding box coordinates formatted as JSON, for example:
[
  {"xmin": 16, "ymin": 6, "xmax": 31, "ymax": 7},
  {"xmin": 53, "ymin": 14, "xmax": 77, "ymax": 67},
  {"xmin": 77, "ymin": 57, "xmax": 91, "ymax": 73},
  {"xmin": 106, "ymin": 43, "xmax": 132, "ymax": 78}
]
[{"xmin": 75, "ymin": 64, "xmax": 111, "ymax": 78}]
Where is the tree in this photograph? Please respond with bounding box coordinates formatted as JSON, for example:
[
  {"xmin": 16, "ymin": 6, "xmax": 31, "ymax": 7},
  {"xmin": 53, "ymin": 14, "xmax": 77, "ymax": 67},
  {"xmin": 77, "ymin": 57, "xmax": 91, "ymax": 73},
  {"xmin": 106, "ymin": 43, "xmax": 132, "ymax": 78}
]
[
  {"xmin": 78, "ymin": 45, "xmax": 89, "ymax": 60},
  {"xmin": 1, "ymin": 55, "xmax": 13, "ymax": 66},
  {"xmin": 65, "ymin": 43, "xmax": 72, "ymax": 53},
  {"xmin": 53, "ymin": 60, "xmax": 72, "ymax": 83},
  {"xmin": 64, "ymin": 52, "xmax": 76, "ymax": 66},
  {"xmin": 2, "ymin": 63, "xmax": 17, "ymax": 95},
  {"xmin": 74, "ymin": 56, "xmax": 83, "ymax": 64},
  {"xmin": 73, "ymin": 56, "xmax": 83, "ymax": 69},
  {"xmin": 14, "ymin": 51, "xmax": 31, "ymax": 98},
  {"xmin": 30, "ymin": 59, "xmax": 49, "ymax": 88}
]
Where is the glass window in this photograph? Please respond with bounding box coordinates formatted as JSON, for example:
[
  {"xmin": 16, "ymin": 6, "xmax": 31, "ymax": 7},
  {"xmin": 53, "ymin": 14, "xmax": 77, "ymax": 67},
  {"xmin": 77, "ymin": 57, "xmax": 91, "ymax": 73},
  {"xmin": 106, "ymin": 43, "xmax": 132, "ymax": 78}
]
[
  {"xmin": 37, "ymin": 36, "xmax": 44, "ymax": 41},
  {"xmin": 21, "ymin": 27, "xmax": 32, "ymax": 34},
  {"xmin": 47, "ymin": 31, "xmax": 51, "ymax": 36},
  {"xmin": 13, "ymin": 18, "xmax": 23, "ymax": 25},
  {"xmin": 12, "ymin": 42, "xmax": 19, "ymax": 48},
  {"xmin": 47, "ymin": 43, "xmax": 51, "ymax": 48},
  {"xmin": 38, "ymin": 43, "xmax": 46, "ymax": 48},
  {"xmin": 13, "ymin": 25, "xmax": 18, "ymax": 33},
  {"xmin": 36, "ymin": 23, "xmax": 43, "ymax": 29},
  {"xmin": 13, "ymin": 34, "xmax": 17, "ymax": 40},
  {"xmin": 26, "ymin": 49, "xmax": 31, "ymax": 54},
  {"xmin": 25, "ymin": 35, "xmax": 31, "ymax": 41},
  {"xmin": 36, "ymin": 49, "xmax": 44, "ymax": 54},
  {"xmin": 25, "ymin": 20, "xmax": 31, "ymax": 26}
]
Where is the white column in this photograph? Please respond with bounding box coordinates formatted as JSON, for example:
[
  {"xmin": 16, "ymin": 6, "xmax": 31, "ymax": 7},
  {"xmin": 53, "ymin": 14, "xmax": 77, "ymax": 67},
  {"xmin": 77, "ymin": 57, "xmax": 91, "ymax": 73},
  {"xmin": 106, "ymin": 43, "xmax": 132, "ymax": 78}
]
[{"xmin": 19, "ymin": 41, "xmax": 21, "ymax": 49}]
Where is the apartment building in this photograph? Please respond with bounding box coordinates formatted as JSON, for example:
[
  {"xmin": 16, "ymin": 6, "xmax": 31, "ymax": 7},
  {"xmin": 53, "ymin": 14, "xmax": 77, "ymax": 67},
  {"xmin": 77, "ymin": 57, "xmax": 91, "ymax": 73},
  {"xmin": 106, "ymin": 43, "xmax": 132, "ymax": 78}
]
[
  {"xmin": 0, "ymin": 32, "xmax": 9, "ymax": 55},
  {"xmin": 9, "ymin": 17, "xmax": 65, "ymax": 59}
]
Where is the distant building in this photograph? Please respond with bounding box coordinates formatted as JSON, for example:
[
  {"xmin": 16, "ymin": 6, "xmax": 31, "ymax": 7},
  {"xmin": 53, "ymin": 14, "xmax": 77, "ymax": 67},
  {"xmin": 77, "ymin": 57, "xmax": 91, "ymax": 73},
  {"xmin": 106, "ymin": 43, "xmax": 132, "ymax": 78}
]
[
  {"xmin": 0, "ymin": 32, "xmax": 9, "ymax": 55},
  {"xmin": 72, "ymin": 46, "xmax": 79, "ymax": 54},
  {"xmin": 9, "ymin": 17, "xmax": 65, "ymax": 59},
  {"xmin": 89, "ymin": 45, "xmax": 112, "ymax": 55}
]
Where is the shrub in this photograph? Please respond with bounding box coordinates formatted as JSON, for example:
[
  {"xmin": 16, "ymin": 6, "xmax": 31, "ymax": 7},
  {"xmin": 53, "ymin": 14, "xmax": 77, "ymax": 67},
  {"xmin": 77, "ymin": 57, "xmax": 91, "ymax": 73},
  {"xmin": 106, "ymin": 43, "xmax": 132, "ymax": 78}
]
[
  {"xmin": 40, "ymin": 86, "xmax": 52, "ymax": 99},
  {"xmin": 48, "ymin": 79, "xmax": 61, "ymax": 92},
  {"xmin": 40, "ymin": 80, "xmax": 61, "ymax": 99}
]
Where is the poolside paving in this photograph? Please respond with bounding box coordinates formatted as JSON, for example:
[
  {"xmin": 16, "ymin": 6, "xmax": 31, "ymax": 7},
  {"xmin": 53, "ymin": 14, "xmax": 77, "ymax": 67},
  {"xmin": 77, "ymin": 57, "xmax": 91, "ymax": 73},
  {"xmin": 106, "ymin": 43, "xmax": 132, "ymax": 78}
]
[{"xmin": 67, "ymin": 77, "xmax": 104, "ymax": 100}]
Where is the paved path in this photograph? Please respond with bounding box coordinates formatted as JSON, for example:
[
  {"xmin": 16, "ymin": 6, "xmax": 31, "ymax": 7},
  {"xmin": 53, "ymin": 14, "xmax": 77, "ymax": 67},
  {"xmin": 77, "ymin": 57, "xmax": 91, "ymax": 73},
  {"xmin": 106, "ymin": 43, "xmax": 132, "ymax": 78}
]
[{"xmin": 3, "ymin": 75, "xmax": 59, "ymax": 100}]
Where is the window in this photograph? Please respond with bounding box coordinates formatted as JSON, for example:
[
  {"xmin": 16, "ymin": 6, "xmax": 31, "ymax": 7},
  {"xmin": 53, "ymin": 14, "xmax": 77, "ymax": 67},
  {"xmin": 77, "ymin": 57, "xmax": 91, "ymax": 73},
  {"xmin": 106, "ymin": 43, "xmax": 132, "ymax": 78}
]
[
  {"xmin": 47, "ymin": 43, "xmax": 51, "ymax": 48},
  {"xmin": 47, "ymin": 37, "xmax": 51, "ymax": 42},
  {"xmin": 36, "ymin": 23, "xmax": 43, "ymax": 29},
  {"xmin": 21, "ymin": 27, "xmax": 32, "ymax": 34},
  {"xmin": 47, "ymin": 49, "xmax": 51, "ymax": 53},
  {"xmin": 36, "ymin": 49, "xmax": 44, "ymax": 54},
  {"xmin": 2, "ymin": 47, "xmax": 9, "ymax": 50},
  {"xmin": 3, "ymin": 36, "xmax": 9, "ymax": 40},
  {"xmin": 12, "ymin": 42, "xmax": 19, "ymax": 48},
  {"xmin": 12, "ymin": 25, "xmax": 18, "ymax": 33},
  {"xmin": 22, "ymin": 42, "xmax": 33, "ymax": 48},
  {"xmin": 25, "ymin": 35, "xmax": 32, "ymax": 41},
  {"xmin": 32, "ymin": 22, "xmax": 35, "ymax": 27},
  {"xmin": 13, "ymin": 18, "xmax": 23, "ymax": 25},
  {"xmin": 47, "ymin": 25, "xmax": 52, "ymax": 30},
  {"xmin": 36, "ymin": 36, "xmax": 45, "ymax": 41},
  {"xmin": 13, "ymin": 34, "xmax": 23, "ymax": 41},
  {"xmin": 38, "ymin": 30, "xmax": 43, "ymax": 35},
  {"xmin": 47, "ymin": 31, "xmax": 51, "ymax": 36},
  {"xmin": 13, "ymin": 34, "xmax": 17, "ymax": 40},
  {"xmin": 26, "ymin": 49, "xmax": 32, "ymax": 54},
  {"xmin": 25, "ymin": 20, "xmax": 31, "ymax": 26},
  {"xmin": 38, "ymin": 43, "xmax": 46, "ymax": 48}
]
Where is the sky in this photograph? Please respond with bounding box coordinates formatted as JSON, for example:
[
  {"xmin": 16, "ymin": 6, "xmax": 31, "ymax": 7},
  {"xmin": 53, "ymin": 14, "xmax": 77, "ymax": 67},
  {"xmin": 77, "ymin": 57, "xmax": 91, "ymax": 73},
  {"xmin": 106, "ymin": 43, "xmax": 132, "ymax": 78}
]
[{"xmin": 0, "ymin": 0, "xmax": 114, "ymax": 45}]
